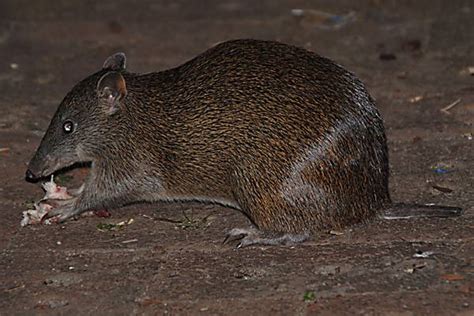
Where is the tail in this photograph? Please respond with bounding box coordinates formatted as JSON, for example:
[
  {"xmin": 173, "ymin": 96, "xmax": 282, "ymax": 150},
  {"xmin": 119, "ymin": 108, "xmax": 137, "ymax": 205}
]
[{"xmin": 381, "ymin": 203, "xmax": 463, "ymax": 219}]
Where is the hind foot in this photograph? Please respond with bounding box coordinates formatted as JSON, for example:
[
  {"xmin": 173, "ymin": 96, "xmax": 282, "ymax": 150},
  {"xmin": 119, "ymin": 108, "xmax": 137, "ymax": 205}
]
[{"xmin": 223, "ymin": 227, "xmax": 309, "ymax": 248}]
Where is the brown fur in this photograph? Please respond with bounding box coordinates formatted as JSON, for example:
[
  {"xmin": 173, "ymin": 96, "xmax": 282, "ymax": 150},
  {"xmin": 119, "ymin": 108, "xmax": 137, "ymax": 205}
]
[{"xmin": 27, "ymin": 39, "xmax": 391, "ymax": 234}]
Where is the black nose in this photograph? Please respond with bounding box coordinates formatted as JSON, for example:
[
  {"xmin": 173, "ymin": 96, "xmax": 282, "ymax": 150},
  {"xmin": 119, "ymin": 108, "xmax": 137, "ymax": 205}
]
[{"xmin": 25, "ymin": 169, "xmax": 38, "ymax": 182}]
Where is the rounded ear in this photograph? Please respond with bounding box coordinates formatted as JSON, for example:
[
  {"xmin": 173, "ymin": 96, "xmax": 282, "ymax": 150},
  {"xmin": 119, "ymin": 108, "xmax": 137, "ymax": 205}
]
[
  {"xmin": 102, "ymin": 52, "xmax": 126, "ymax": 71},
  {"xmin": 97, "ymin": 71, "xmax": 127, "ymax": 115}
]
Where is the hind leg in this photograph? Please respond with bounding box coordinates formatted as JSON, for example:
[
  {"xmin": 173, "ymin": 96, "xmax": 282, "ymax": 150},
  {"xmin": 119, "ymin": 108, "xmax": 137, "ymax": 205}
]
[
  {"xmin": 226, "ymin": 155, "xmax": 371, "ymax": 247},
  {"xmin": 223, "ymin": 197, "xmax": 318, "ymax": 248},
  {"xmin": 223, "ymin": 185, "xmax": 314, "ymax": 247},
  {"xmin": 225, "ymin": 171, "xmax": 322, "ymax": 247}
]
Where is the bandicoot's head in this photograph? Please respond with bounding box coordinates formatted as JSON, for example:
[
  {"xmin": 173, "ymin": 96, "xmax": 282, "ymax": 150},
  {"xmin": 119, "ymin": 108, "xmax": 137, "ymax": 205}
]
[{"xmin": 26, "ymin": 53, "xmax": 128, "ymax": 181}]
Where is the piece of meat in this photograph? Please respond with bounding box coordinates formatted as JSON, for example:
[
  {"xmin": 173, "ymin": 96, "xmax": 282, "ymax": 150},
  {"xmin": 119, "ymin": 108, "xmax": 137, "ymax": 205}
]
[{"xmin": 21, "ymin": 176, "xmax": 73, "ymax": 226}]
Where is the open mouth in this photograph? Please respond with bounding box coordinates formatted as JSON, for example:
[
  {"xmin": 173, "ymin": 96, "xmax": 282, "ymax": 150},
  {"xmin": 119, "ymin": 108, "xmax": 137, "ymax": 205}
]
[
  {"xmin": 22, "ymin": 161, "xmax": 102, "ymax": 226},
  {"xmin": 27, "ymin": 161, "xmax": 92, "ymax": 182},
  {"xmin": 26, "ymin": 161, "xmax": 92, "ymax": 199},
  {"xmin": 46, "ymin": 161, "xmax": 92, "ymax": 189},
  {"xmin": 49, "ymin": 161, "xmax": 92, "ymax": 178}
]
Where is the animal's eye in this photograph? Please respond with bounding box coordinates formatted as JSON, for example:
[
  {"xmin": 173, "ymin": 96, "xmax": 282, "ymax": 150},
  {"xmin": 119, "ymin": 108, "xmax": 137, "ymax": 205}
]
[{"xmin": 62, "ymin": 121, "xmax": 74, "ymax": 134}]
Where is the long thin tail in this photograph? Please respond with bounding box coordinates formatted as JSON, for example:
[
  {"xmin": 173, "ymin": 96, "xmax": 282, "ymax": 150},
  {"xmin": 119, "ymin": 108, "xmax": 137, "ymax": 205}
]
[{"xmin": 381, "ymin": 203, "xmax": 463, "ymax": 219}]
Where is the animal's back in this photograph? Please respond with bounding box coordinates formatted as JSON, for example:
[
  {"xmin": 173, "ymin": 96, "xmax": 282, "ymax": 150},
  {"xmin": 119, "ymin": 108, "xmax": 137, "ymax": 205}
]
[{"xmin": 129, "ymin": 39, "xmax": 391, "ymax": 233}]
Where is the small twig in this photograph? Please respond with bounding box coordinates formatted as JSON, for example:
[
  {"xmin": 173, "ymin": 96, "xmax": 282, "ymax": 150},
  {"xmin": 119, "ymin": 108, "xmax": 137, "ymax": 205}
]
[
  {"xmin": 182, "ymin": 209, "xmax": 192, "ymax": 222},
  {"xmin": 121, "ymin": 239, "xmax": 138, "ymax": 244},
  {"xmin": 153, "ymin": 217, "xmax": 182, "ymax": 224},
  {"xmin": 440, "ymin": 98, "xmax": 461, "ymax": 114},
  {"xmin": 4, "ymin": 284, "xmax": 25, "ymax": 292}
]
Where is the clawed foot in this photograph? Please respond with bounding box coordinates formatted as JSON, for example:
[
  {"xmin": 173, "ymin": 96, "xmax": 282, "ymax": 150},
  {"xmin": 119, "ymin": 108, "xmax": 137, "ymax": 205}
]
[
  {"xmin": 223, "ymin": 228, "xmax": 309, "ymax": 248},
  {"xmin": 41, "ymin": 197, "xmax": 79, "ymax": 223}
]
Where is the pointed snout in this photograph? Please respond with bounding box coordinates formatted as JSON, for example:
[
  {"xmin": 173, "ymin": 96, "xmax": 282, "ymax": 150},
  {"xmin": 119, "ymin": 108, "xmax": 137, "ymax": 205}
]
[
  {"xmin": 25, "ymin": 168, "xmax": 40, "ymax": 182},
  {"xmin": 26, "ymin": 150, "xmax": 52, "ymax": 182},
  {"xmin": 26, "ymin": 153, "xmax": 45, "ymax": 182},
  {"xmin": 26, "ymin": 151, "xmax": 48, "ymax": 182}
]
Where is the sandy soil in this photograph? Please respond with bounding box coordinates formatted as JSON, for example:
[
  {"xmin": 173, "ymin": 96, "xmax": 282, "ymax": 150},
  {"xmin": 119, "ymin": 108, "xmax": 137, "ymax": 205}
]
[{"xmin": 0, "ymin": 1, "xmax": 473, "ymax": 315}]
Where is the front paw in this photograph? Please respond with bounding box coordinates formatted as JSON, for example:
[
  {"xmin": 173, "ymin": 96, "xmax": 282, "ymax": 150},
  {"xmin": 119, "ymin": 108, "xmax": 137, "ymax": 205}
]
[{"xmin": 41, "ymin": 198, "xmax": 79, "ymax": 223}]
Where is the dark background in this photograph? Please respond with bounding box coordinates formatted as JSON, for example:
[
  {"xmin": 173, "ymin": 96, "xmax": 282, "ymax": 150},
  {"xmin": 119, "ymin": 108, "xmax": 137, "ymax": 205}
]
[{"xmin": 1, "ymin": 1, "xmax": 473, "ymax": 314}]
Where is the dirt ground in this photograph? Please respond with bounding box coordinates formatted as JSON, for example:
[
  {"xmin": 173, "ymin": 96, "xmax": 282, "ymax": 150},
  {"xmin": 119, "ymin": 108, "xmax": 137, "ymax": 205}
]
[{"xmin": 0, "ymin": 1, "xmax": 473, "ymax": 315}]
